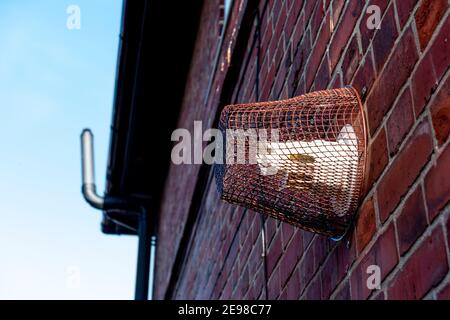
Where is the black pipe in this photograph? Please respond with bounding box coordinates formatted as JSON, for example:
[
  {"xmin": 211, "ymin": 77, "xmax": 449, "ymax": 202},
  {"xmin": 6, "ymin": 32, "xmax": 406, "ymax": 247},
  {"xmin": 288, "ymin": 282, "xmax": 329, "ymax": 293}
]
[
  {"xmin": 80, "ymin": 129, "xmax": 152, "ymax": 300},
  {"xmin": 135, "ymin": 209, "xmax": 150, "ymax": 300}
]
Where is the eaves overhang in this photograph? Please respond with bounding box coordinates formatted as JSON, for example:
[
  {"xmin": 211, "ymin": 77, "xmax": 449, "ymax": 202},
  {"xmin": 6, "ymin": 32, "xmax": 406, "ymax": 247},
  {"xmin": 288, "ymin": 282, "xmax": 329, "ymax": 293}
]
[{"xmin": 102, "ymin": 0, "xmax": 204, "ymax": 234}]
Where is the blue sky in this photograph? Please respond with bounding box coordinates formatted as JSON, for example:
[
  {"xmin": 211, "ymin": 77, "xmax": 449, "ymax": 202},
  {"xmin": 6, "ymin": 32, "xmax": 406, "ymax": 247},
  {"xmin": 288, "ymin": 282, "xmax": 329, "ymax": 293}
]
[{"xmin": 0, "ymin": 0, "xmax": 137, "ymax": 299}]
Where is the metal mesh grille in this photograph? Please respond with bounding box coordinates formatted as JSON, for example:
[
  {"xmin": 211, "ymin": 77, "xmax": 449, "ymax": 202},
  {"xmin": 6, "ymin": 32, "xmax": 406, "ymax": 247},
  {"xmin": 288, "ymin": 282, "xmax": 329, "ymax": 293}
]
[{"xmin": 214, "ymin": 87, "xmax": 368, "ymax": 237}]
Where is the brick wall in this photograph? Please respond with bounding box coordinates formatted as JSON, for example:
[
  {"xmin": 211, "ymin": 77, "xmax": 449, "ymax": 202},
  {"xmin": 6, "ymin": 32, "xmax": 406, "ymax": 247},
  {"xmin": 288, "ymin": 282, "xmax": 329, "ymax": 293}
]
[{"xmin": 154, "ymin": 0, "xmax": 450, "ymax": 300}]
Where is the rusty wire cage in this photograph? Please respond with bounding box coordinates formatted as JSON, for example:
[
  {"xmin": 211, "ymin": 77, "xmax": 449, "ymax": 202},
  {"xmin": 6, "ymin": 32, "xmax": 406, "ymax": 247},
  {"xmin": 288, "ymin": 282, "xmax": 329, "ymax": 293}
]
[{"xmin": 214, "ymin": 87, "xmax": 368, "ymax": 238}]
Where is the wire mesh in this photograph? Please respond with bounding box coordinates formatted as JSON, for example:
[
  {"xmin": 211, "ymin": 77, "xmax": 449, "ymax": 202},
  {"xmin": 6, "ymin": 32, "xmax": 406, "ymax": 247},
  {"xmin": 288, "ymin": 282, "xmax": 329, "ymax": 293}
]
[{"xmin": 214, "ymin": 87, "xmax": 368, "ymax": 237}]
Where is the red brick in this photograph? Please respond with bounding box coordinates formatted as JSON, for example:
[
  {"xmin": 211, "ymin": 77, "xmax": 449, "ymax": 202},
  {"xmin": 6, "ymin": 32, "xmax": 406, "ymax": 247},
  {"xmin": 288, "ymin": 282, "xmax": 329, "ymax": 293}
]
[
  {"xmin": 273, "ymin": 61, "xmax": 288, "ymax": 98},
  {"xmin": 396, "ymin": 0, "xmax": 419, "ymax": 28},
  {"xmin": 288, "ymin": 30, "xmax": 311, "ymax": 96},
  {"xmin": 411, "ymin": 54, "xmax": 438, "ymax": 116},
  {"xmin": 273, "ymin": 35, "xmax": 286, "ymax": 74},
  {"xmin": 281, "ymin": 222, "xmax": 295, "ymax": 249},
  {"xmin": 371, "ymin": 4, "xmax": 399, "ymax": 72},
  {"xmin": 284, "ymin": 266, "xmax": 301, "ymax": 299},
  {"xmin": 428, "ymin": 16, "xmax": 450, "ymax": 81},
  {"xmin": 351, "ymin": 51, "xmax": 375, "ymax": 101},
  {"xmin": 330, "ymin": 72, "xmax": 343, "ymax": 89},
  {"xmin": 329, "ymin": 0, "xmax": 364, "ymax": 72},
  {"xmin": 261, "ymin": 62, "xmax": 276, "ymax": 100},
  {"xmin": 250, "ymin": 214, "xmax": 262, "ymax": 246},
  {"xmin": 239, "ymin": 239, "xmax": 253, "ymax": 270},
  {"xmin": 447, "ymin": 215, "xmax": 450, "ymax": 255},
  {"xmin": 360, "ymin": 0, "xmax": 390, "ymax": 52},
  {"xmin": 304, "ymin": 274, "xmax": 322, "ymax": 300},
  {"xmin": 279, "ymin": 285, "xmax": 289, "ymax": 300},
  {"xmin": 321, "ymin": 239, "xmax": 355, "ymax": 299},
  {"xmin": 269, "ymin": 23, "xmax": 285, "ymax": 67},
  {"xmin": 260, "ymin": 23, "xmax": 273, "ymax": 63},
  {"xmin": 154, "ymin": 0, "xmax": 450, "ymax": 300},
  {"xmin": 222, "ymin": 231, "xmax": 240, "ymax": 276},
  {"xmin": 386, "ymin": 87, "xmax": 415, "ymax": 156},
  {"xmin": 231, "ymin": 261, "xmax": 240, "ymax": 287},
  {"xmin": 279, "ymin": 231, "xmax": 303, "ymax": 286},
  {"xmin": 299, "ymin": 236, "xmax": 330, "ymax": 289},
  {"xmin": 299, "ymin": 249, "xmax": 315, "ymax": 290},
  {"xmin": 250, "ymin": 266, "xmax": 266, "ymax": 299},
  {"xmin": 288, "ymin": 0, "xmax": 304, "ymax": 21},
  {"xmin": 366, "ymin": 27, "xmax": 419, "ymax": 135},
  {"xmin": 221, "ymin": 277, "xmax": 233, "ymax": 299},
  {"xmin": 267, "ymin": 228, "xmax": 282, "ymax": 276},
  {"xmin": 395, "ymin": 186, "xmax": 428, "ymax": 256},
  {"xmin": 367, "ymin": 127, "xmax": 388, "ymax": 188},
  {"xmin": 265, "ymin": 217, "xmax": 277, "ymax": 244},
  {"xmin": 294, "ymin": 73, "xmax": 306, "ymax": 96},
  {"xmin": 305, "ymin": 12, "xmax": 331, "ymax": 90},
  {"xmin": 334, "ymin": 281, "xmax": 350, "ymax": 300},
  {"xmin": 425, "ymin": 142, "xmax": 450, "ymax": 220},
  {"xmin": 321, "ymin": 252, "xmax": 339, "ymax": 299},
  {"xmin": 372, "ymin": 290, "xmax": 385, "ymax": 300},
  {"xmin": 303, "ymin": 0, "xmax": 317, "ymax": 23},
  {"xmin": 369, "ymin": 224, "xmax": 399, "ymax": 278},
  {"xmin": 239, "ymin": 213, "xmax": 251, "ymax": 246},
  {"xmin": 284, "ymin": 2, "xmax": 300, "ymax": 44},
  {"xmin": 351, "ymin": 266, "xmax": 375, "ymax": 300},
  {"xmin": 312, "ymin": 236, "xmax": 331, "ymax": 269},
  {"xmin": 388, "ymin": 227, "xmax": 449, "ymax": 299},
  {"xmin": 271, "ymin": 0, "xmax": 284, "ymax": 29},
  {"xmin": 377, "ymin": 119, "xmax": 433, "ymax": 222},
  {"xmin": 259, "ymin": 3, "xmax": 270, "ymax": 34},
  {"xmin": 350, "ymin": 224, "xmax": 398, "ymax": 299},
  {"xmin": 341, "ymin": 35, "xmax": 360, "ymax": 84},
  {"xmin": 311, "ymin": 0, "xmax": 325, "ymax": 41},
  {"xmin": 437, "ymin": 282, "xmax": 450, "ymax": 300},
  {"xmin": 268, "ymin": 265, "xmax": 281, "ymax": 299},
  {"xmin": 415, "ymin": 0, "xmax": 447, "ymax": 49},
  {"xmin": 355, "ymin": 198, "xmax": 377, "ymax": 254},
  {"xmin": 430, "ymin": 75, "xmax": 450, "ymax": 146},
  {"xmin": 233, "ymin": 265, "xmax": 250, "ymax": 298},
  {"xmin": 335, "ymin": 237, "xmax": 356, "ymax": 277},
  {"xmin": 291, "ymin": 12, "xmax": 306, "ymax": 50},
  {"xmin": 332, "ymin": 0, "xmax": 345, "ymax": 26},
  {"xmin": 314, "ymin": 53, "xmax": 330, "ymax": 90}
]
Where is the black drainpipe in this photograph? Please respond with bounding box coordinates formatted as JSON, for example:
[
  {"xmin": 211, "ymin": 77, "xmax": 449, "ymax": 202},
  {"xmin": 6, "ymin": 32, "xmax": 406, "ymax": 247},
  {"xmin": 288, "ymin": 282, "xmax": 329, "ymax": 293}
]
[{"xmin": 80, "ymin": 129, "xmax": 154, "ymax": 300}]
